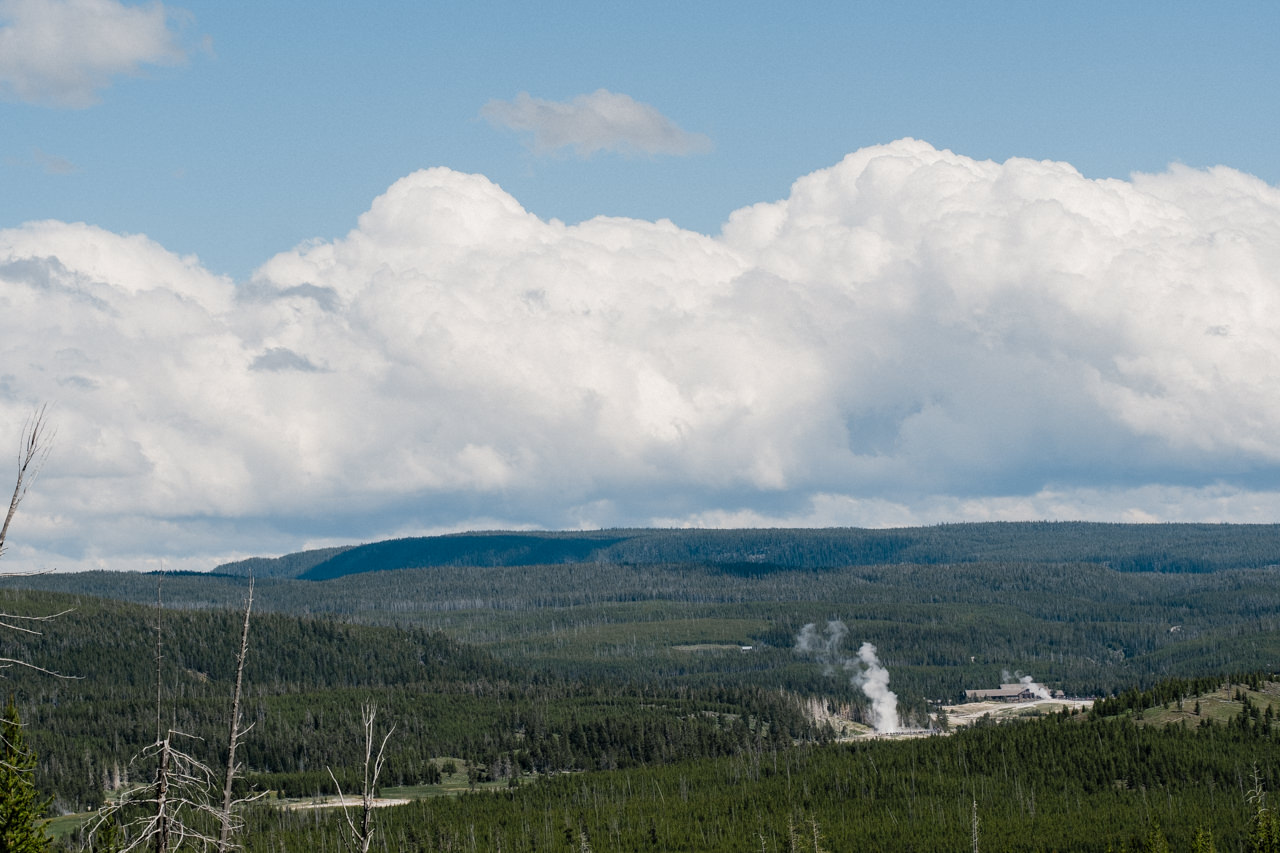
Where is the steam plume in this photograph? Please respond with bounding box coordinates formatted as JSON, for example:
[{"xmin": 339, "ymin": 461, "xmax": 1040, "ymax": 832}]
[
  {"xmin": 795, "ymin": 620, "xmax": 847, "ymax": 675},
  {"xmin": 853, "ymin": 642, "xmax": 900, "ymax": 733},
  {"xmin": 796, "ymin": 621, "xmax": 900, "ymax": 733},
  {"xmin": 1002, "ymin": 669, "xmax": 1051, "ymax": 700}
]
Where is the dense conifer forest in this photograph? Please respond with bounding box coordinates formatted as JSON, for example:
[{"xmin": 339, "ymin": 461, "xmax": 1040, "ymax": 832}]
[{"xmin": 2, "ymin": 524, "xmax": 1279, "ymax": 850}]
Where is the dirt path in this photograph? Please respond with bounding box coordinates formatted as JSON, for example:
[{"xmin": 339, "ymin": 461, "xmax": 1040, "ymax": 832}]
[{"xmin": 285, "ymin": 796, "xmax": 412, "ymax": 811}]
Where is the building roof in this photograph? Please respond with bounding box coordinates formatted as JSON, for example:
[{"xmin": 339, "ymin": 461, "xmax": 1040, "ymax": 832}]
[{"xmin": 965, "ymin": 684, "xmax": 1039, "ymax": 700}]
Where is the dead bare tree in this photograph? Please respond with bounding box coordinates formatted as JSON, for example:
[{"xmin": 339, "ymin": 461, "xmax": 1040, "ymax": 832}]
[
  {"xmin": 0, "ymin": 405, "xmax": 72, "ymax": 678},
  {"xmin": 0, "ymin": 404, "xmax": 52, "ymax": 563},
  {"xmin": 216, "ymin": 578, "xmax": 255, "ymax": 853},
  {"xmin": 327, "ymin": 702, "xmax": 395, "ymax": 853},
  {"xmin": 100, "ymin": 731, "xmax": 222, "ymax": 853},
  {"xmin": 154, "ymin": 582, "xmax": 164, "ymax": 741},
  {"xmin": 91, "ymin": 583, "xmax": 224, "ymax": 853}
]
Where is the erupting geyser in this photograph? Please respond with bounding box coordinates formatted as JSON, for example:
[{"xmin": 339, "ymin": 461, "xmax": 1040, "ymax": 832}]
[
  {"xmin": 796, "ymin": 621, "xmax": 900, "ymax": 734},
  {"xmin": 853, "ymin": 642, "xmax": 899, "ymax": 734}
]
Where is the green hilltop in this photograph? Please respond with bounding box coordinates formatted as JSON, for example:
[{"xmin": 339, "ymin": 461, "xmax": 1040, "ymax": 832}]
[{"xmin": 217, "ymin": 521, "xmax": 1280, "ymax": 580}]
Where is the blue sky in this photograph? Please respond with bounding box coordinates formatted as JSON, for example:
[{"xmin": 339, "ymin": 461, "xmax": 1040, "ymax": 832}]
[
  {"xmin": 7, "ymin": 2, "xmax": 1278, "ymax": 279},
  {"xmin": 3, "ymin": 1, "xmax": 1280, "ymax": 572}
]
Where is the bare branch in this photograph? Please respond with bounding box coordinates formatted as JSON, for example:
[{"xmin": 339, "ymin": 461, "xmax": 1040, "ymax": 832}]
[
  {"xmin": 0, "ymin": 657, "xmax": 77, "ymax": 679},
  {"xmin": 328, "ymin": 702, "xmax": 396, "ymax": 853},
  {"xmin": 0, "ymin": 608, "xmax": 76, "ymax": 634},
  {"xmin": 326, "ymin": 765, "xmax": 363, "ymax": 852},
  {"xmin": 0, "ymin": 405, "xmax": 54, "ymax": 563},
  {"xmin": 0, "ymin": 408, "xmax": 72, "ymax": 678},
  {"xmin": 91, "ymin": 730, "xmax": 223, "ymax": 853}
]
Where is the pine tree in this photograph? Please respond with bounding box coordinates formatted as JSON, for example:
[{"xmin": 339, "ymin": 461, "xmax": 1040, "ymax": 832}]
[
  {"xmin": 1192, "ymin": 827, "xmax": 1217, "ymax": 853},
  {"xmin": 1140, "ymin": 822, "xmax": 1170, "ymax": 853},
  {"xmin": 0, "ymin": 697, "xmax": 49, "ymax": 853},
  {"xmin": 1248, "ymin": 800, "xmax": 1280, "ymax": 853}
]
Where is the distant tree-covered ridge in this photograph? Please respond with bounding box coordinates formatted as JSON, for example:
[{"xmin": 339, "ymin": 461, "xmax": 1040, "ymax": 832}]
[
  {"xmin": 210, "ymin": 522, "xmax": 1280, "ymax": 581},
  {"xmin": 6, "ymin": 532, "xmax": 1280, "ymax": 704},
  {"xmin": 214, "ymin": 545, "xmax": 357, "ymax": 578}
]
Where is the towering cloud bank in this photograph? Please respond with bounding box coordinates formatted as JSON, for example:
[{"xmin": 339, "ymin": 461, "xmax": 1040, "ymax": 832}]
[{"xmin": 4, "ymin": 139, "xmax": 1280, "ymax": 570}]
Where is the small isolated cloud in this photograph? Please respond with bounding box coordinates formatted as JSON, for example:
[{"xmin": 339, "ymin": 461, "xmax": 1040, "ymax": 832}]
[
  {"xmin": 481, "ymin": 89, "xmax": 712, "ymax": 157},
  {"xmin": 0, "ymin": 0, "xmax": 190, "ymax": 107},
  {"xmin": 33, "ymin": 147, "xmax": 77, "ymax": 174}
]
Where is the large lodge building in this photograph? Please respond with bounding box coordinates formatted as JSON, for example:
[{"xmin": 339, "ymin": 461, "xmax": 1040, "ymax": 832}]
[{"xmin": 964, "ymin": 683, "xmax": 1064, "ymax": 702}]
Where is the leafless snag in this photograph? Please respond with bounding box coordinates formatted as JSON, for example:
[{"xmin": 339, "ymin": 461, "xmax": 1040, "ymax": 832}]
[
  {"xmin": 327, "ymin": 702, "xmax": 395, "ymax": 853},
  {"xmin": 155, "ymin": 581, "xmax": 164, "ymax": 740},
  {"xmin": 93, "ymin": 730, "xmax": 223, "ymax": 853},
  {"xmin": 810, "ymin": 817, "xmax": 827, "ymax": 853},
  {"xmin": 0, "ymin": 404, "xmax": 53, "ymax": 563},
  {"xmin": 90, "ymin": 582, "xmax": 228, "ymax": 852},
  {"xmin": 216, "ymin": 578, "xmax": 258, "ymax": 853},
  {"xmin": 0, "ymin": 405, "xmax": 73, "ymax": 679}
]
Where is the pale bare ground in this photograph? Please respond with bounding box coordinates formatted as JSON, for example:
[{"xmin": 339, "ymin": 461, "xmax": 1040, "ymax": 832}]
[
  {"xmin": 285, "ymin": 796, "xmax": 412, "ymax": 811},
  {"xmin": 803, "ymin": 694, "xmax": 1094, "ymax": 740},
  {"xmin": 941, "ymin": 697, "xmax": 1094, "ymax": 728}
]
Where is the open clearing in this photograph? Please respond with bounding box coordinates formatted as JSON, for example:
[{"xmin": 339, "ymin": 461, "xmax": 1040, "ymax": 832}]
[
  {"xmin": 942, "ymin": 697, "xmax": 1094, "ymax": 728},
  {"xmin": 285, "ymin": 795, "xmax": 412, "ymax": 811}
]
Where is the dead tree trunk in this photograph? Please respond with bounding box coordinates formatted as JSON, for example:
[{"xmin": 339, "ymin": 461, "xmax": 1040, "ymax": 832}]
[
  {"xmin": 90, "ymin": 585, "xmax": 221, "ymax": 852},
  {"xmin": 154, "ymin": 581, "xmax": 164, "ymax": 740},
  {"xmin": 217, "ymin": 578, "xmax": 254, "ymax": 853},
  {"xmin": 328, "ymin": 702, "xmax": 395, "ymax": 853},
  {"xmin": 153, "ymin": 582, "xmax": 171, "ymax": 853},
  {"xmin": 154, "ymin": 736, "xmax": 172, "ymax": 853}
]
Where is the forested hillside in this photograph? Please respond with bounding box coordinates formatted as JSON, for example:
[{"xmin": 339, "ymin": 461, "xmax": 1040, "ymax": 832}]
[
  {"xmin": 5, "ymin": 525, "xmax": 1280, "ymax": 850},
  {"xmin": 236, "ymin": 708, "xmax": 1280, "ymax": 852},
  {"xmin": 0, "ymin": 588, "xmax": 812, "ymax": 816},
  {"xmin": 219, "ymin": 522, "xmax": 1280, "ymax": 579},
  {"xmin": 7, "ymin": 539, "xmax": 1280, "ymax": 701}
]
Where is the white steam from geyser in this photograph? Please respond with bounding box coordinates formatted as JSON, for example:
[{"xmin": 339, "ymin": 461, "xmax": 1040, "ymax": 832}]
[
  {"xmin": 1003, "ymin": 670, "xmax": 1051, "ymax": 700},
  {"xmin": 796, "ymin": 621, "xmax": 900, "ymax": 733}
]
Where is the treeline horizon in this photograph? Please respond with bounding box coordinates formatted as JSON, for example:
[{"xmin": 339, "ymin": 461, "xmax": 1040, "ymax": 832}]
[{"xmin": 210, "ymin": 521, "xmax": 1280, "ymax": 580}]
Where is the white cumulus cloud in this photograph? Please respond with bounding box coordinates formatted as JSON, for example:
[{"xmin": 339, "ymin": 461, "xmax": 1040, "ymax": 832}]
[
  {"xmin": 4, "ymin": 139, "xmax": 1280, "ymax": 571},
  {"xmin": 0, "ymin": 0, "xmax": 189, "ymax": 107},
  {"xmin": 481, "ymin": 89, "xmax": 712, "ymax": 157}
]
